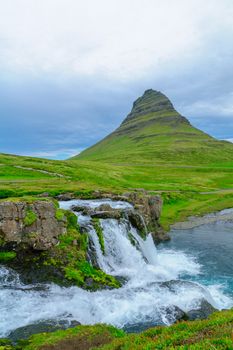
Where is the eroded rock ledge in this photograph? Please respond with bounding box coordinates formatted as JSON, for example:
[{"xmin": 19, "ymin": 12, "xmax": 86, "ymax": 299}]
[
  {"xmin": 69, "ymin": 190, "xmax": 170, "ymax": 243},
  {"xmin": 0, "ymin": 198, "xmax": 121, "ymax": 289},
  {"xmin": 0, "ymin": 200, "xmax": 66, "ymax": 250}
]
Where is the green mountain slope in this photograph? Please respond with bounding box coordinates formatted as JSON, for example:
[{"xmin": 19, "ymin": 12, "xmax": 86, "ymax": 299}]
[{"xmin": 75, "ymin": 89, "xmax": 233, "ymax": 164}]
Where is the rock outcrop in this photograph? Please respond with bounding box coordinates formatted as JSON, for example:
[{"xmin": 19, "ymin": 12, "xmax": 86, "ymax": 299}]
[
  {"xmin": 72, "ymin": 191, "xmax": 169, "ymax": 243},
  {"xmin": 0, "ymin": 200, "xmax": 66, "ymax": 250},
  {"xmin": 122, "ymin": 89, "xmax": 176, "ymax": 124},
  {"xmin": 113, "ymin": 191, "xmax": 169, "ymax": 242}
]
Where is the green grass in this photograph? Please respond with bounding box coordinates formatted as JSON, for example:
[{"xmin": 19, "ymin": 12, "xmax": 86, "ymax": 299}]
[
  {"xmin": 0, "ymin": 251, "xmax": 16, "ymax": 262},
  {"xmin": 76, "ymin": 107, "xmax": 233, "ymax": 165},
  {"xmin": 4, "ymin": 309, "xmax": 233, "ymax": 350},
  {"xmin": 1, "ymin": 153, "xmax": 233, "ymax": 230}
]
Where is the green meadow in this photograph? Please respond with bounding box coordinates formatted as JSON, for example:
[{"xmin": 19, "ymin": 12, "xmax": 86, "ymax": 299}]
[{"xmin": 1, "ymin": 152, "xmax": 233, "ymax": 230}]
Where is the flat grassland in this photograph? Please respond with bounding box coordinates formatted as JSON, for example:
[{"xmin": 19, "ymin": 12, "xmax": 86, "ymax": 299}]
[{"xmin": 1, "ymin": 153, "xmax": 233, "ymax": 230}]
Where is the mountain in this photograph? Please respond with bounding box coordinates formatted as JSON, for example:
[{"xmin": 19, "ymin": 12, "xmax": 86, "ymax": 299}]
[{"xmin": 75, "ymin": 89, "xmax": 233, "ymax": 164}]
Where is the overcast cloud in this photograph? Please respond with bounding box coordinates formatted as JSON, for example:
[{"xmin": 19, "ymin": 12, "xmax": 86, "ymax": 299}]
[{"xmin": 0, "ymin": 0, "xmax": 233, "ymax": 159}]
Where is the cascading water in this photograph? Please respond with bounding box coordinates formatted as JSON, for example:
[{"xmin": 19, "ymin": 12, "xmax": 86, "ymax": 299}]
[{"xmin": 0, "ymin": 199, "xmax": 232, "ymax": 337}]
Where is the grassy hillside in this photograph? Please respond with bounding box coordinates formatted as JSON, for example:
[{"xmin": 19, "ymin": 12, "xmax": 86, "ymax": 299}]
[{"xmin": 76, "ymin": 89, "xmax": 233, "ymax": 164}]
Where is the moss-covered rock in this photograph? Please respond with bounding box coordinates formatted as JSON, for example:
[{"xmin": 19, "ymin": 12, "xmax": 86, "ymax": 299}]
[
  {"xmin": 0, "ymin": 204, "xmax": 120, "ymax": 290},
  {"xmin": 92, "ymin": 218, "xmax": 105, "ymax": 254},
  {"xmin": 0, "ymin": 199, "xmax": 66, "ymax": 250}
]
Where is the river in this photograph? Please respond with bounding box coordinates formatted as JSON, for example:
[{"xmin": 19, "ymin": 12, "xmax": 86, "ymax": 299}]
[{"xmin": 0, "ymin": 199, "xmax": 232, "ymax": 337}]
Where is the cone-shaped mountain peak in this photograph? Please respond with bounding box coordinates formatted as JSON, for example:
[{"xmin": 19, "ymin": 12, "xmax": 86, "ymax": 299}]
[
  {"xmin": 123, "ymin": 89, "xmax": 174, "ymax": 124},
  {"xmin": 75, "ymin": 89, "xmax": 233, "ymax": 164}
]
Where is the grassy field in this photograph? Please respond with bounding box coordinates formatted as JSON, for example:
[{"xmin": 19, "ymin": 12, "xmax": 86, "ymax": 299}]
[
  {"xmin": 0, "ymin": 153, "xmax": 233, "ymax": 230},
  {"xmin": 3, "ymin": 309, "xmax": 233, "ymax": 349}
]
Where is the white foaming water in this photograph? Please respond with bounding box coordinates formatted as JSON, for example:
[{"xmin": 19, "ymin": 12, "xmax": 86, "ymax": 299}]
[{"xmin": 0, "ymin": 199, "xmax": 232, "ymax": 336}]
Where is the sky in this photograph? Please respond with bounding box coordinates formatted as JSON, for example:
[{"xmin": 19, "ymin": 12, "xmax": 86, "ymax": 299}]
[{"xmin": 0, "ymin": 0, "xmax": 233, "ymax": 159}]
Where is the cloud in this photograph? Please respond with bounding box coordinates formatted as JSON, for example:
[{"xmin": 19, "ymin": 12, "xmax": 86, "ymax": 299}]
[
  {"xmin": 0, "ymin": 0, "xmax": 230, "ymax": 79},
  {"xmin": 15, "ymin": 148, "xmax": 80, "ymax": 160},
  {"xmin": 0, "ymin": 0, "xmax": 233, "ymax": 158}
]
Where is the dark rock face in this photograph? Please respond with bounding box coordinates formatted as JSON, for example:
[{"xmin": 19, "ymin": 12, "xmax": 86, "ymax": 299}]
[
  {"xmin": 123, "ymin": 305, "xmax": 187, "ymax": 333},
  {"xmin": 0, "ymin": 201, "xmax": 66, "ymax": 250},
  {"xmin": 186, "ymin": 299, "xmax": 217, "ymax": 320},
  {"xmin": 124, "ymin": 191, "xmax": 169, "ymax": 243},
  {"xmin": 8, "ymin": 319, "xmax": 81, "ymax": 342},
  {"xmin": 71, "ymin": 191, "xmax": 166, "ymax": 242},
  {"xmin": 122, "ymin": 89, "xmax": 175, "ymax": 124},
  {"xmin": 76, "ymin": 191, "xmax": 168, "ymax": 243},
  {"xmin": 126, "ymin": 210, "xmax": 147, "ymax": 236},
  {"xmin": 91, "ymin": 210, "xmax": 122, "ymax": 220}
]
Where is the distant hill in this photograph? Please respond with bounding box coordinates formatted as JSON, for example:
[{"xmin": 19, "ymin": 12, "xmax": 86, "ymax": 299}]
[{"xmin": 75, "ymin": 89, "xmax": 233, "ymax": 164}]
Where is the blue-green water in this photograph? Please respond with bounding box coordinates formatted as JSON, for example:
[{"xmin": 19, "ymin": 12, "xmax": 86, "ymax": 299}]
[{"xmin": 161, "ymin": 220, "xmax": 233, "ymax": 297}]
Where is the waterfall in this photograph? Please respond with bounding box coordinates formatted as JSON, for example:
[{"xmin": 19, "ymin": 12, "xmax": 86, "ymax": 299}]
[{"xmin": 0, "ymin": 199, "xmax": 232, "ymax": 337}]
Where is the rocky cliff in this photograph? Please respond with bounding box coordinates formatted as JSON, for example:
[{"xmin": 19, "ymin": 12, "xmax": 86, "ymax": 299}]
[
  {"xmin": 122, "ymin": 89, "xmax": 176, "ymax": 123},
  {"xmin": 0, "ymin": 200, "xmax": 66, "ymax": 251},
  {"xmin": 72, "ymin": 190, "xmax": 170, "ymax": 243}
]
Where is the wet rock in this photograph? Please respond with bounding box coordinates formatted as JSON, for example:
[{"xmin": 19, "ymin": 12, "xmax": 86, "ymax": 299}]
[
  {"xmin": 126, "ymin": 209, "xmax": 147, "ymax": 235},
  {"xmin": 158, "ymin": 280, "xmax": 208, "ymax": 295},
  {"xmin": 71, "ymin": 205, "xmax": 91, "ymax": 215},
  {"xmin": 96, "ymin": 204, "xmax": 113, "ymax": 211},
  {"xmin": 87, "ymin": 237, "xmax": 100, "ymax": 268},
  {"xmin": 71, "ymin": 190, "xmax": 166, "ymax": 243},
  {"xmin": 186, "ymin": 299, "xmax": 217, "ymax": 320},
  {"xmin": 121, "ymin": 192, "xmax": 167, "ymax": 243},
  {"xmin": 8, "ymin": 319, "xmax": 81, "ymax": 342},
  {"xmin": 151, "ymin": 228, "xmax": 171, "ymax": 243},
  {"xmin": 91, "ymin": 210, "xmax": 122, "ymax": 220},
  {"xmin": 123, "ymin": 305, "xmax": 187, "ymax": 333},
  {"xmin": 72, "ymin": 203, "xmax": 124, "ymax": 220}
]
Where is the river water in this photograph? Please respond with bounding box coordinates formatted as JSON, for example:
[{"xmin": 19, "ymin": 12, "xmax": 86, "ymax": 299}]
[{"xmin": 0, "ymin": 200, "xmax": 232, "ymax": 337}]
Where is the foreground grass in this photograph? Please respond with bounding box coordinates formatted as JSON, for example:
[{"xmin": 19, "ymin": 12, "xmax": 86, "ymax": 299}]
[{"xmin": 2, "ymin": 309, "xmax": 232, "ymax": 349}]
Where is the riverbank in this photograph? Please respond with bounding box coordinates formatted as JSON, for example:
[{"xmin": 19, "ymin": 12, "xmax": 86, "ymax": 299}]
[
  {"xmin": 171, "ymin": 207, "xmax": 233, "ymax": 230},
  {"xmin": 1, "ymin": 309, "xmax": 233, "ymax": 349}
]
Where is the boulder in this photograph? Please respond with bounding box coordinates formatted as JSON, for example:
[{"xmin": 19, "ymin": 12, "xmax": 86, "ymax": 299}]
[
  {"xmin": 8, "ymin": 319, "xmax": 81, "ymax": 342},
  {"xmin": 126, "ymin": 209, "xmax": 147, "ymax": 234},
  {"xmin": 0, "ymin": 201, "xmax": 66, "ymax": 250},
  {"xmin": 71, "ymin": 205, "xmax": 91, "ymax": 215},
  {"xmin": 186, "ymin": 299, "xmax": 217, "ymax": 320},
  {"xmin": 123, "ymin": 305, "xmax": 187, "ymax": 333},
  {"xmin": 91, "ymin": 210, "xmax": 122, "ymax": 220},
  {"xmin": 56, "ymin": 193, "xmax": 75, "ymax": 201}
]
